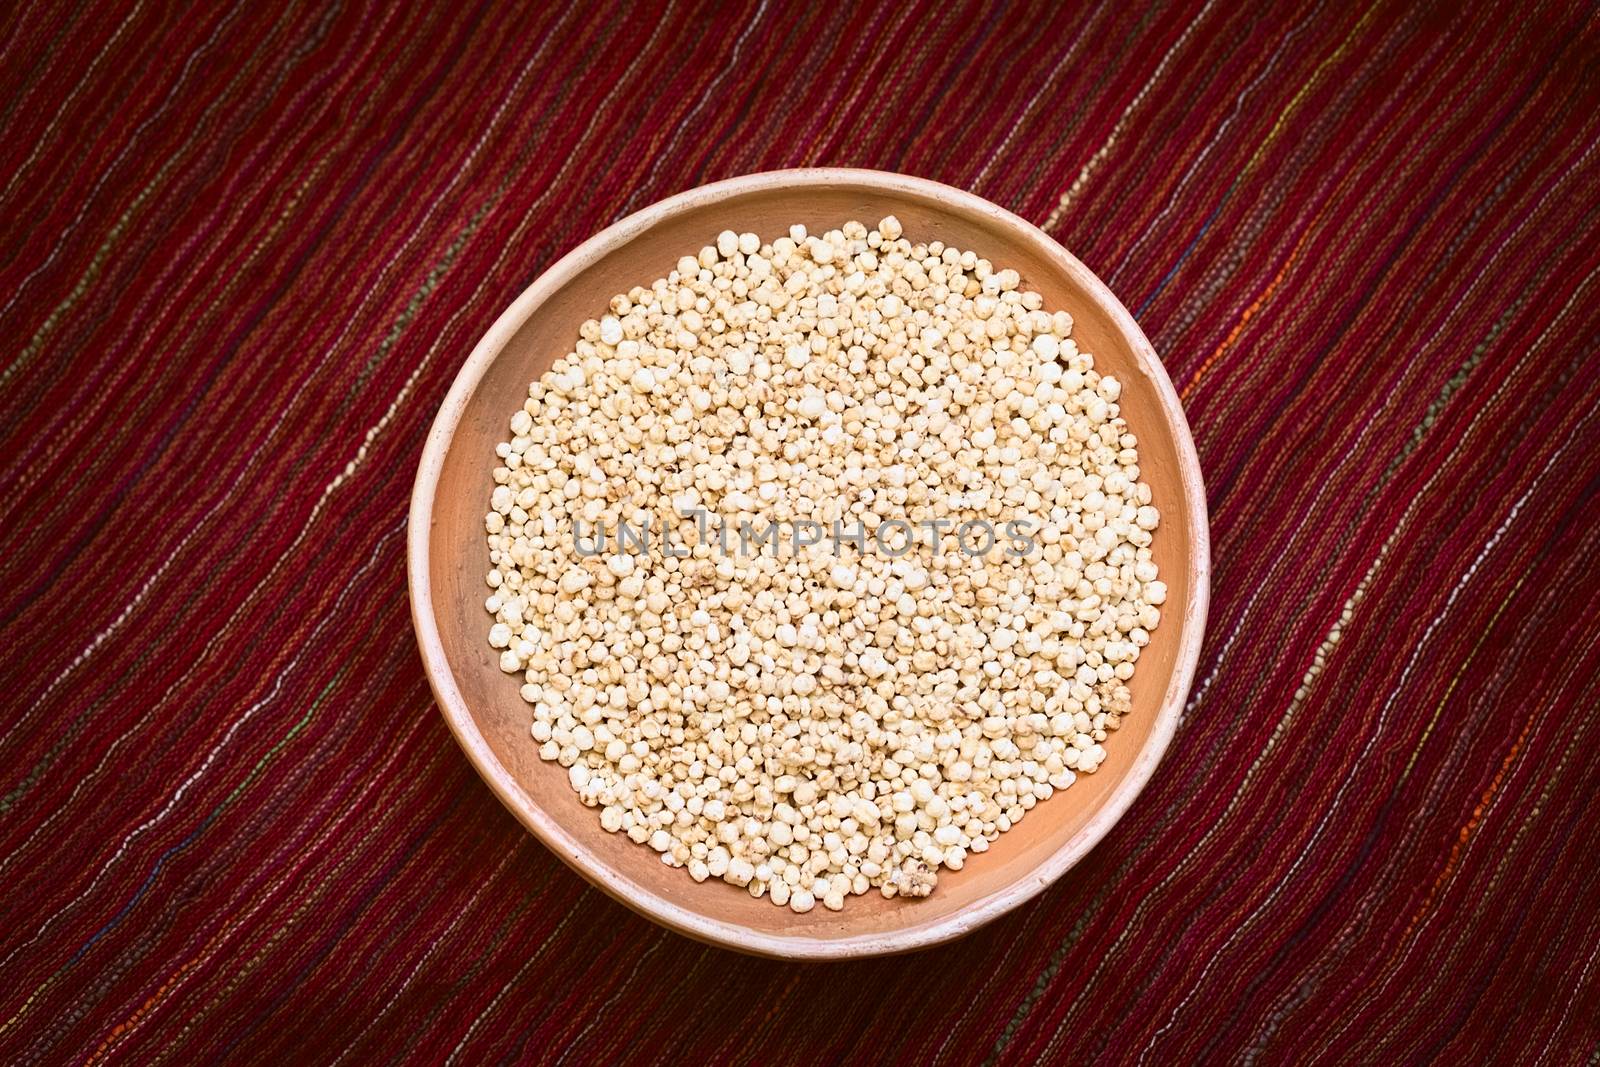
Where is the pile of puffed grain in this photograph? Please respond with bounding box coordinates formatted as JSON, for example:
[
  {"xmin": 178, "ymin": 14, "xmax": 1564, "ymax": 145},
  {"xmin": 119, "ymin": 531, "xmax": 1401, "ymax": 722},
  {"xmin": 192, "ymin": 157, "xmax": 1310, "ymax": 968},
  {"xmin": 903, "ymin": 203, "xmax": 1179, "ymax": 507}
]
[{"xmin": 483, "ymin": 217, "xmax": 1164, "ymax": 913}]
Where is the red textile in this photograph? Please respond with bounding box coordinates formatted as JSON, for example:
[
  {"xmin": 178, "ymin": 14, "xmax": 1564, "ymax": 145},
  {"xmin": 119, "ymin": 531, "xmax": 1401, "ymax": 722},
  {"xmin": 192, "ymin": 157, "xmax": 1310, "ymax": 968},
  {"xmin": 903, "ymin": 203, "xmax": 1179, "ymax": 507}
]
[{"xmin": 3, "ymin": 1, "xmax": 1600, "ymax": 1062}]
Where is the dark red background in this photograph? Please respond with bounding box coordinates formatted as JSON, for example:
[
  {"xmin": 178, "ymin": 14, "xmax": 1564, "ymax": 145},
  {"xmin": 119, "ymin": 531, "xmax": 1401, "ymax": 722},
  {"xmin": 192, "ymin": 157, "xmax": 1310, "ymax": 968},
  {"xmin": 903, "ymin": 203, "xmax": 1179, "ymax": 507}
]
[{"xmin": 3, "ymin": 1, "xmax": 1599, "ymax": 1062}]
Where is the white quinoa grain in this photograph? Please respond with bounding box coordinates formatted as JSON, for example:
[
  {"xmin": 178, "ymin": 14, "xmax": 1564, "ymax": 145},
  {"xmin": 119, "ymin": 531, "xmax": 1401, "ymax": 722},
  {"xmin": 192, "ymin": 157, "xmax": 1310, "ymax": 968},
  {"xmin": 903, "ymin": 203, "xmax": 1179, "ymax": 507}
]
[{"xmin": 484, "ymin": 218, "xmax": 1163, "ymax": 910}]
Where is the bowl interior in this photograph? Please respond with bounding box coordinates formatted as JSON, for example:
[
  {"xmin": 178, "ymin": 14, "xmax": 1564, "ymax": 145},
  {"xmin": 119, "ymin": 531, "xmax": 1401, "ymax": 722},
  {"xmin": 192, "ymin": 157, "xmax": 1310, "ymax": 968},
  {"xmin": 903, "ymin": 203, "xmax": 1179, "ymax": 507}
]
[{"xmin": 417, "ymin": 173, "xmax": 1204, "ymax": 956}]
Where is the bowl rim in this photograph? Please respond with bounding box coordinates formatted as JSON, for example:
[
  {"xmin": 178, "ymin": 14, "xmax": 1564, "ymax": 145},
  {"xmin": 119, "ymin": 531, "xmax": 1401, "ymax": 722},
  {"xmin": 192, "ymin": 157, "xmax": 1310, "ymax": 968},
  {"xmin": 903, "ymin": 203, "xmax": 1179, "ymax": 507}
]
[{"xmin": 407, "ymin": 167, "xmax": 1210, "ymax": 959}]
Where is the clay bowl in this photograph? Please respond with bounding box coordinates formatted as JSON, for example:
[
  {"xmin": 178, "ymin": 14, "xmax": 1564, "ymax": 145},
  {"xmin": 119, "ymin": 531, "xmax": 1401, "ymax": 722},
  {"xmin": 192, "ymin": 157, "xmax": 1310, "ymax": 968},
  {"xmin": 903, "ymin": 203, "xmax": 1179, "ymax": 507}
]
[{"xmin": 409, "ymin": 168, "xmax": 1209, "ymax": 959}]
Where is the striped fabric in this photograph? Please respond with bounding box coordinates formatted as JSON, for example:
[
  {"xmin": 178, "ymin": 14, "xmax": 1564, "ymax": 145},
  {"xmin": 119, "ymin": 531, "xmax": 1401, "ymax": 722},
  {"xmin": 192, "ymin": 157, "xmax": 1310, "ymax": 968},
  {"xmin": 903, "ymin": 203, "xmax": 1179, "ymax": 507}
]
[{"xmin": 4, "ymin": 1, "xmax": 1599, "ymax": 1062}]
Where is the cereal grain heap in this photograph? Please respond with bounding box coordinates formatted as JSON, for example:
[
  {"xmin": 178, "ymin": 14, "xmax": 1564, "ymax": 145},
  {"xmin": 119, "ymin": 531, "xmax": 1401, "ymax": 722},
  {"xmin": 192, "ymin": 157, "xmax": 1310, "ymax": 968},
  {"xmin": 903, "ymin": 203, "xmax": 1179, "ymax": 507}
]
[{"xmin": 484, "ymin": 218, "xmax": 1164, "ymax": 912}]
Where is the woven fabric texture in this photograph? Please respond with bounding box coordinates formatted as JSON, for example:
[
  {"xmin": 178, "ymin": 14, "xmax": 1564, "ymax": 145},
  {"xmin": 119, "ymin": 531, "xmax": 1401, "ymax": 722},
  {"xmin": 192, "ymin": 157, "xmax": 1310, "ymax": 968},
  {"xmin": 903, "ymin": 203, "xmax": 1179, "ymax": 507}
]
[{"xmin": 4, "ymin": 1, "xmax": 1600, "ymax": 1062}]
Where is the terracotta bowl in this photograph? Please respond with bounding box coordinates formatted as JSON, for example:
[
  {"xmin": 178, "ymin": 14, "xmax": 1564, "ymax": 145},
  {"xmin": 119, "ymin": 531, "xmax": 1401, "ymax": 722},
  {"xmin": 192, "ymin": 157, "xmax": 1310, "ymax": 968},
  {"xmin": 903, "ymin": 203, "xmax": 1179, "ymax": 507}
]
[{"xmin": 408, "ymin": 168, "xmax": 1209, "ymax": 959}]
